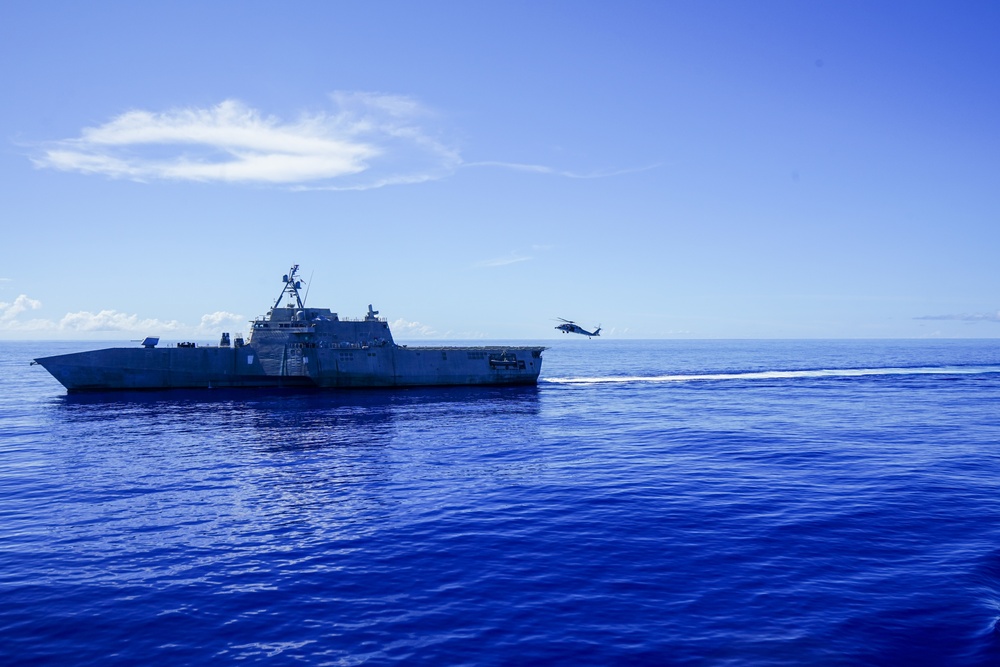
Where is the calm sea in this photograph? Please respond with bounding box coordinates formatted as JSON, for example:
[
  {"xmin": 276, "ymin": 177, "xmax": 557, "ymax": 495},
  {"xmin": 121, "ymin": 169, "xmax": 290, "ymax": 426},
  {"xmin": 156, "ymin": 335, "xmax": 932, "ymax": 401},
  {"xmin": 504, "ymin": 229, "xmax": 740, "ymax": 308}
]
[{"xmin": 3, "ymin": 339, "xmax": 1000, "ymax": 665}]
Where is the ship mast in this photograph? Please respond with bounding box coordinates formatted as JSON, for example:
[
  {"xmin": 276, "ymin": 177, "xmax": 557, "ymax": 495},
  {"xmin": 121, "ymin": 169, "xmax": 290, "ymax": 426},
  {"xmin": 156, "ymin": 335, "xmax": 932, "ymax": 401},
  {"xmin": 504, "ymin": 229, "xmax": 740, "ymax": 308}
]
[{"xmin": 273, "ymin": 264, "xmax": 305, "ymax": 311}]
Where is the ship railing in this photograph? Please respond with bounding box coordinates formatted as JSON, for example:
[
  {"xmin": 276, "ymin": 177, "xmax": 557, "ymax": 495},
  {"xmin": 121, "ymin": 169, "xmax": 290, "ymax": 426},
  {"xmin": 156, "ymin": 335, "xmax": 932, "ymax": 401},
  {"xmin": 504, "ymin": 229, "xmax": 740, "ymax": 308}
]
[
  {"xmin": 335, "ymin": 316, "xmax": 388, "ymax": 323},
  {"xmin": 252, "ymin": 317, "xmax": 387, "ymax": 326}
]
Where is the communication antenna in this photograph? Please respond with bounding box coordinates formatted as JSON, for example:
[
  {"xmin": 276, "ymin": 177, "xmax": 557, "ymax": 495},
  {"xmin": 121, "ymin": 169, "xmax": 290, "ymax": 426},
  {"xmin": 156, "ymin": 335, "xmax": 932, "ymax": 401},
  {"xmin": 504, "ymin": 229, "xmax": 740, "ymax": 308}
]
[{"xmin": 303, "ymin": 270, "xmax": 314, "ymax": 306}]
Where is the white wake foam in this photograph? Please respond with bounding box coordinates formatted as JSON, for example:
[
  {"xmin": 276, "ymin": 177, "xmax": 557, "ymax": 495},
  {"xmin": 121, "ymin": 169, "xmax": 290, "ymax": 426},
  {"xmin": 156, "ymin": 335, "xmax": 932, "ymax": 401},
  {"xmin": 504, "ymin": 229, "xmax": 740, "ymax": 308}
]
[{"xmin": 542, "ymin": 366, "xmax": 1000, "ymax": 385}]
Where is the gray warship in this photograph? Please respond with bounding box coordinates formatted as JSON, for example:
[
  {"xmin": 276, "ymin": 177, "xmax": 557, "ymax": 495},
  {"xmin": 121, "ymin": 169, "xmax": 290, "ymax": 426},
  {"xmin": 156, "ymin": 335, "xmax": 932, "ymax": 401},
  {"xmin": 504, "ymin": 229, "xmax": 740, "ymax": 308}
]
[{"xmin": 34, "ymin": 265, "xmax": 545, "ymax": 392}]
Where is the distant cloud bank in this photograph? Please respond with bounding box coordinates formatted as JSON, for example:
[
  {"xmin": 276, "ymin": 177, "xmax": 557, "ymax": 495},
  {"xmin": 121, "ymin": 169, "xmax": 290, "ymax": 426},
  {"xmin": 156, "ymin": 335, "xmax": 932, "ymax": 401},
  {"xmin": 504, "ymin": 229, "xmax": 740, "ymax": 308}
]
[
  {"xmin": 32, "ymin": 93, "xmax": 460, "ymax": 190},
  {"xmin": 390, "ymin": 318, "xmax": 437, "ymax": 337},
  {"xmin": 0, "ymin": 295, "xmax": 244, "ymax": 336},
  {"xmin": 1, "ymin": 294, "xmax": 455, "ymax": 339}
]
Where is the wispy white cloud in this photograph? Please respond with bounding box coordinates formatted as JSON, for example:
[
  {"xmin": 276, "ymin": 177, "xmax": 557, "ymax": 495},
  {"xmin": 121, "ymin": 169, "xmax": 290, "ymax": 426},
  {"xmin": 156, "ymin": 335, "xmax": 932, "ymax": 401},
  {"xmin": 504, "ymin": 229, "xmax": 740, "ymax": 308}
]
[
  {"xmin": 915, "ymin": 312, "xmax": 1000, "ymax": 322},
  {"xmin": 32, "ymin": 93, "xmax": 460, "ymax": 189},
  {"xmin": 30, "ymin": 93, "xmax": 656, "ymax": 190}
]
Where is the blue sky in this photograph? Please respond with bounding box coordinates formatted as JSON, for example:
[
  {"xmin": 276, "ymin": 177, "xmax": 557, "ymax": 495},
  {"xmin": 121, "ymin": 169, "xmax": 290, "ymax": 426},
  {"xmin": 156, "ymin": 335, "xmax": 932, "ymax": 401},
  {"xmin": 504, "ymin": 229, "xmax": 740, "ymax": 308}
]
[{"xmin": 1, "ymin": 1, "xmax": 998, "ymax": 340}]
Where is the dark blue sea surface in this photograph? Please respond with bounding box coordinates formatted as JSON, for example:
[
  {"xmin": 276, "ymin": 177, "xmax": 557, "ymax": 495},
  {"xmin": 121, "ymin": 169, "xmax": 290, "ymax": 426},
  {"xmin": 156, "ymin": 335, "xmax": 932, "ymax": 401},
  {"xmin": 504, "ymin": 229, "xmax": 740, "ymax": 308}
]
[{"xmin": 4, "ymin": 339, "xmax": 1000, "ymax": 665}]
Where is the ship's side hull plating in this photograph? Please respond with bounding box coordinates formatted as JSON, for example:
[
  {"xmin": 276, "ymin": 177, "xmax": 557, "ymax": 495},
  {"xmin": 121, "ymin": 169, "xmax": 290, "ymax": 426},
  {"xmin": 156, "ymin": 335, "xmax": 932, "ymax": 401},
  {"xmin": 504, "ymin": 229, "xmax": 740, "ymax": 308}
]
[
  {"xmin": 34, "ymin": 344, "xmax": 544, "ymax": 392},
  {"xmin": 33, "ymin": 265, "xmax": 547, "ymax": 393}
]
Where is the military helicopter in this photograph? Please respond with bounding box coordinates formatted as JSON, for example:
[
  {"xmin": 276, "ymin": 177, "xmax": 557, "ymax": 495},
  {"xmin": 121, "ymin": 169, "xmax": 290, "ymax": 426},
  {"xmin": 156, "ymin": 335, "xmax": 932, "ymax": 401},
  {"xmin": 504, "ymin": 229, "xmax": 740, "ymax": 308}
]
[{"xmin": 554, "ymin": 318, "xmax": 602, "ymax": 338}]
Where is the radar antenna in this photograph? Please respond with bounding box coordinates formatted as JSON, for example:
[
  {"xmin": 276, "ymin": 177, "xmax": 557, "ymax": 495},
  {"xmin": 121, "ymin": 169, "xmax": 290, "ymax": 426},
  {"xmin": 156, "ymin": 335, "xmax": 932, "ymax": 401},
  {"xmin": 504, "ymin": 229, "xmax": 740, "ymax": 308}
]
[{"xmin": 273, "ymin": 264, "xmax": 306, "ymax": 311}]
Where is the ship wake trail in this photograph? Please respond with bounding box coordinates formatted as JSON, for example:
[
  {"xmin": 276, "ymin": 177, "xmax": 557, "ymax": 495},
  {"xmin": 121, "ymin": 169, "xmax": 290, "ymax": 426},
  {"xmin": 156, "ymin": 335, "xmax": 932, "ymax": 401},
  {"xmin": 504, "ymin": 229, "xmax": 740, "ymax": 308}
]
[{"xmin": 542, "ymin": 366, "xmax": 1000, "ymax": 386}]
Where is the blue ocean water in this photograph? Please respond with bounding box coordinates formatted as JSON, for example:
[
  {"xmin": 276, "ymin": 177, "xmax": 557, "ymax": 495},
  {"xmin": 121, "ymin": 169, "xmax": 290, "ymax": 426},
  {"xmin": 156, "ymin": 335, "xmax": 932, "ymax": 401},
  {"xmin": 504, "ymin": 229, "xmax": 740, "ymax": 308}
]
[{"xmin": 4, "ymin": 339, "xmax": 1000, "ymax": 665}]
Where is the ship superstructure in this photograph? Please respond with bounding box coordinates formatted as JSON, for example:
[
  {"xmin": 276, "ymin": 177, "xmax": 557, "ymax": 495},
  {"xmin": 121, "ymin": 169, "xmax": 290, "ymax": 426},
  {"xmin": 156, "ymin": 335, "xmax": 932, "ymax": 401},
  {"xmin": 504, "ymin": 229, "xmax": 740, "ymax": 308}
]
[{"xmin": 34, "ymin": 266, "xmax": 545, "ymax": 392}]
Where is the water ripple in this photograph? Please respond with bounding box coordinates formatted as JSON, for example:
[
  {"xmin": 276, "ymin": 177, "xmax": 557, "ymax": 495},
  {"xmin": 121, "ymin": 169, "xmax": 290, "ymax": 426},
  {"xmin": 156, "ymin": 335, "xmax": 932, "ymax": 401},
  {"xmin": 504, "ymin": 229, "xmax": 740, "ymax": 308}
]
[{"xmin": 4, "ymin": 341, "xmax": 1000, "ymax": 664}]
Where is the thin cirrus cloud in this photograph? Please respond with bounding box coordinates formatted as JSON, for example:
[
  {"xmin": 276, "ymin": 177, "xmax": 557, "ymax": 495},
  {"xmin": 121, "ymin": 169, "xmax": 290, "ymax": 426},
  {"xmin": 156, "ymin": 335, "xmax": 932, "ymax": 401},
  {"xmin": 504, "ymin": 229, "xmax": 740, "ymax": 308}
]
[
  {"xmin": 474, "ymin": 244, "xmax": 552, "ymax": 268},
  {"xmin": 32, "ymin": 92, "xmax": 462, "ymax": 190},
  {"xmin": 474, "ymin": 254, "xmax": 533, "ymax": 268},
  {"xmin": 915, "ymin": 312, "xmax": 1000, "ymax": 322},
  {"xmin": 464, "ymin": 160, "xmax": 661, "ymax": 179}
]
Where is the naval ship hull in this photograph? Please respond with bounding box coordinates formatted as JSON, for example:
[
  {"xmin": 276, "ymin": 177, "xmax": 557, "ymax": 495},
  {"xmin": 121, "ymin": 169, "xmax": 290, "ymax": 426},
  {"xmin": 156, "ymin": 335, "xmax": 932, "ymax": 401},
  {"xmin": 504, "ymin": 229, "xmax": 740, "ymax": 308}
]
[
  {"xmin": 33, "ymin": 265, "xmax": 546, "ymax": 393},
  {"xmin": 34, "ymin": 344, "xmax": 545, "ymax": 393}
]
